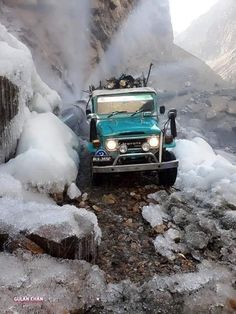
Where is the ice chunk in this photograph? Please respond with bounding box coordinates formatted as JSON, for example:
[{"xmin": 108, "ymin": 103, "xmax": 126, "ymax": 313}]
[
  {"xmin": 153, "ymin": 228, "xmax": 184, "ymax": 260},
  {"xmin": 173, "ymin": 137, "xmax": 236, "ymax": 207},
  {"xmin": 142, "ymin": 204, "xmax": 169, "ymax": 228},
  {"xmin": 67, "ymin": 183, "xmax": 82, "ymax": 200},
  {"xmin": 0, "ymin": 113, "xmax": 79, "ymax": 194}
]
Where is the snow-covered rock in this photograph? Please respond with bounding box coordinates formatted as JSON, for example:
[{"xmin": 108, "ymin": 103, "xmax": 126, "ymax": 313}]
[
  {"xmin": 0, "ymin": 252, "xmax": 106, "ymax": 313},
  {"xmin": 0, "ymin": 22, "xmax": 61, "ymax": 163},
  {"xmin": 0, "ymin": 196, "xmax": 101, "ymax": 260}
]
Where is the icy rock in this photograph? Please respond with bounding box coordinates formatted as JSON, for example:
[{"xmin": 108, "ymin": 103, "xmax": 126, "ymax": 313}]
[
  {"xmin": 147, "ymin": 190, "xmax": 169, "ymax": 204},
  {"xmin": 0, "ymin": 24, "xmax": 61, "ymax": 163},
  {"xmin": 146, "ymin": 261, "xmax": 231, "ymax": 294},
  {"xmin": 184, "ymin": 224, "xmax": 209, "ymax": 250},
  {"xmin": 172, "ymin": 207, "xmax": 188, "ymax": 227},
  {"xmin": 67, "ymin": 183, "xmax": 82, "ymax": 200},
  {"xmin": 221, "ymin": 211, "xmax": 236, "ymax": 230},
  {"xmin": 0, "ymin": 252, "xmax": 106, "ymax": 313},
  {"xmin": 0, "ymin": 198, "xmax": 101, "ymax": 262},
  {"xmin": 142, "ymin": 204, "xmax": 169, "ymax": 228}
]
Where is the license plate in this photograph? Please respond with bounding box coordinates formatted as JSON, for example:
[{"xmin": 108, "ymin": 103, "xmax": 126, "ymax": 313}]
[{"xmin": 93, "ymin": 156, "xmax": 112, "ymax": 162}]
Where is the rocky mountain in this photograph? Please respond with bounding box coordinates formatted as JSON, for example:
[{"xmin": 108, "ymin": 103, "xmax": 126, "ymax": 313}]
[
  {"xmin": 0, "ymin": 0, "xmax": 226, "ymax": 102},
  {"xmin": 176, "ymin": 0, "xmax": 236, "ymax": 83}
]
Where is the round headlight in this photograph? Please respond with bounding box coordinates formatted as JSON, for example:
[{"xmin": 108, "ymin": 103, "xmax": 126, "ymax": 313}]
[
  {"xmin": 105, "ymin": 139, "xmax": 118, "ymax": 151},
  {"xmin": 120, "ymin": 143, "xmax": 128, "ymax": 154},
  {"xmin": 142, "ymin": 142, "xmax": 150, "ymax": 152},
  {"xmin": 148, "ymin": 136, "xmax": 159, "ymax": 148}
]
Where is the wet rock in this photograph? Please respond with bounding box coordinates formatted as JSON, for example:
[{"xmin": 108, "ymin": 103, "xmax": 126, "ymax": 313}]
[
  {"xmin": 102, "ymin": 194, "xmax": 117, "ymax": 205},
  {"xmin": 92, "ymin": 205, "xmax": 102, "ymax": 212},
  {"xmin": 5, "ymin": 234, "xmax": 45, "ymax": 255}
]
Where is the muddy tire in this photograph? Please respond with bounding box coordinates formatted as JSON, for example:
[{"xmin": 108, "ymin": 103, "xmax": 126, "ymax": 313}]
[
  {"xmin": 158, "ymin": 151, "xmax": 177, "ymax": 187},
  {"xmin": 76, "ymin": 143, "xmax": 93, "ymax": 191}
]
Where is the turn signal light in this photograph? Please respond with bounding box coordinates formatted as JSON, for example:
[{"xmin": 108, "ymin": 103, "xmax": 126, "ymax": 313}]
[{"xmin": 92, "ymin": 139, "xmax": 101, "ymax": 148}]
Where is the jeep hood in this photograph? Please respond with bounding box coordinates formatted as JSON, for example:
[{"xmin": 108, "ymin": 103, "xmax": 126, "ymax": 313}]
[{"xmin": 97, "ymin": 117, "xmax": 161, "ymax": 137}]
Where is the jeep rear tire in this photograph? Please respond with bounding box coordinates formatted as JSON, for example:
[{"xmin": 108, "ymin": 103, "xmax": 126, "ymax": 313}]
[{"xmin": 158, "ymin": 151, "xmax": 177, "ymax": 187}]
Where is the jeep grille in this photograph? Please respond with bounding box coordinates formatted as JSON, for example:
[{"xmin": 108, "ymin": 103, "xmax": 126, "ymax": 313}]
[{"xmin": 118, "ymin": 138, "xmax": 146, "ymax": 149}]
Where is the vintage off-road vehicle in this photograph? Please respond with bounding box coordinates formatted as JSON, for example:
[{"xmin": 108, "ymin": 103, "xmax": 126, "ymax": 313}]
[{"xmin": 86, "ymin": 79, "xmax": 179, "ymax": 187}]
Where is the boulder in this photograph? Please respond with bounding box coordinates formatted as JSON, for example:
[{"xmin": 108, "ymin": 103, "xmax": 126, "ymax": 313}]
[
  {"xmin": 0, "ymin": 198, "xmax": 101, "ymax": 262},
  {"xmin": 0, "ymin": 251, "xmax": 106, "ymax": 313}
]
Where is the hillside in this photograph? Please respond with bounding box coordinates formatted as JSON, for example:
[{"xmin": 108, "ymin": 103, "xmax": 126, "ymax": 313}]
[
  {"xmin": 0, "ymin": 0, "xmax": 225, "ymax": 101},
  {"xmin": 176, "ymin": 0, "xmax": 236, "ymax": 83}
]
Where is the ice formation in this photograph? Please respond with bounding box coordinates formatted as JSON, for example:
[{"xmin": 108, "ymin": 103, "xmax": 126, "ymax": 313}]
[
  {"xmin": 0, "ymin": 197, "xmax": 101, "ymax": 243},
  {"xmin": 0, "ymin": 113, "xmax": 79, "ymax": 194},
  {"xmin": 142, "ymin": 204, "xmax": 169, "ymax": 227},
  {"xmin": 173, "ymin": 137, "xmax": 236, "ymax": 206},
  {"xmin": 0, "ymin": 23, "xmax": 62, "ymax": 163}
]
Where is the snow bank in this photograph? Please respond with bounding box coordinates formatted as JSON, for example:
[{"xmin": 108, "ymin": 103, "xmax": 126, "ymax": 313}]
[
  {"xmin": 173, "ymin": 137, "xmax": 236, "ymax": 206},
  {"xmin": 0, "ymin": 112, "xmax": 79, "ymax": 194}
]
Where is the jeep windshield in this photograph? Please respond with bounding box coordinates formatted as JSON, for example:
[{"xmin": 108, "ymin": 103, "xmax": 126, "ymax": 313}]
[{"xmin": 96, "ymin": 93, "xmax": 154, "ymax": 116}]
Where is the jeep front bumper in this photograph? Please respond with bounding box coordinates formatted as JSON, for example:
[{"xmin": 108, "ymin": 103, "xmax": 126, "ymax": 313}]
[{"xmin": 93, "ymin": 152, "xmax": 179, "ymax": 173}]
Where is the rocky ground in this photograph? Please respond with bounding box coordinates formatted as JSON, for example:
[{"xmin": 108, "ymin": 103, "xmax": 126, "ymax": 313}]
[{"xmin": 1, "ymin": 169, "xmax": 236, "ymax": 313}]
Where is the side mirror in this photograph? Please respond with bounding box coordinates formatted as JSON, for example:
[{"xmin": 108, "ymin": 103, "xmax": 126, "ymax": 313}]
[
  {"xmin": 168, "ymin": 109, "xmax": 177, "ymax": 138},
  {"xmin": 90, "ymin": 118, "xmax": 98, "ymax": 142},
  {"xmin": 160, "ymin": 106, "xmax": 165, "ymax": 115},
  {"xmin": 168, "ymin": 109, "xmax": 177, "ymax": 119}
]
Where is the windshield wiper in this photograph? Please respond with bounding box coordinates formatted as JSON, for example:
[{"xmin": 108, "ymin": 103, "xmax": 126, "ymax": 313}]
[
  {"xmin": 108, "ymin": 111, "xmax": 127, "ymax": 118},
  {"xmin": 131, "ymin": 108, "xmax": 146, "ymax": 117}
]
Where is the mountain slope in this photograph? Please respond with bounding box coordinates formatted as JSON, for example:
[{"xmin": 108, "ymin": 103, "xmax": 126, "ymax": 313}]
[
  {"xmin": 176, "ymin": 0, "xmax": 236, "ymax": 83},
  {"xmin": 0, "ymin": 0, "xmax": 226, "ymax": 101}
]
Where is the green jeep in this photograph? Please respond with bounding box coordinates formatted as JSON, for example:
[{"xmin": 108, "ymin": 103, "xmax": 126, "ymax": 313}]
[{"xmin": 87, "ymin": 86, "xmax": 178, "ymax": 187}]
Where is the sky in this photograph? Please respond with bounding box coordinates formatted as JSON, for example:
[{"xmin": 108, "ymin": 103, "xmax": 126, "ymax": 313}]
[{"xmin": 169, "ymin": 0, "xmax": 218, "ymax": 34}]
